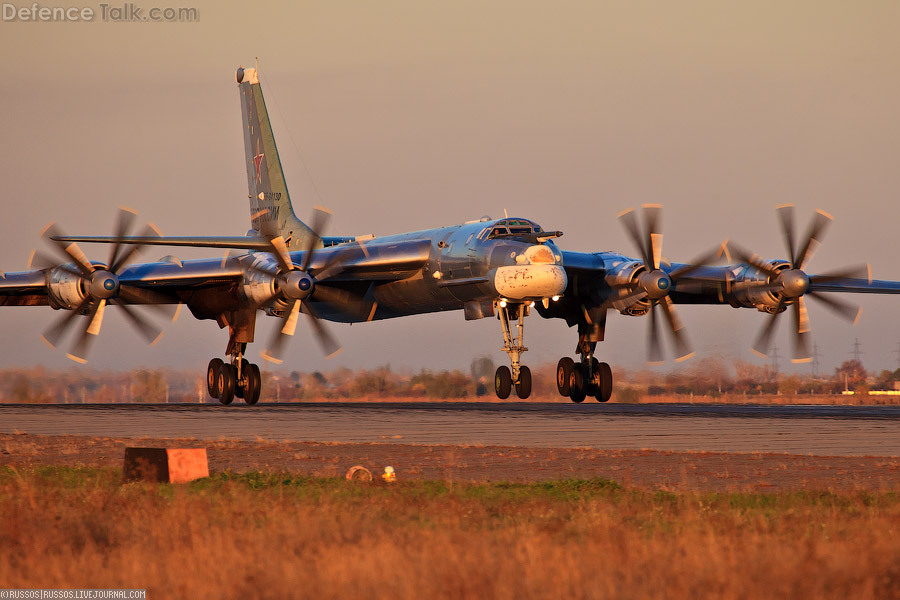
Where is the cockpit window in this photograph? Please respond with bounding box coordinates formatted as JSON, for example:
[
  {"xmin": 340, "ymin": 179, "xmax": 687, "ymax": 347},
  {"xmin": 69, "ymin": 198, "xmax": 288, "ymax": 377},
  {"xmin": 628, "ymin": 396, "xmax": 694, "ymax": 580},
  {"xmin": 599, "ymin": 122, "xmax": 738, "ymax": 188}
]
[{"xmin": 487, "ymin": 218, "xmax": 542, "ymax": 238}]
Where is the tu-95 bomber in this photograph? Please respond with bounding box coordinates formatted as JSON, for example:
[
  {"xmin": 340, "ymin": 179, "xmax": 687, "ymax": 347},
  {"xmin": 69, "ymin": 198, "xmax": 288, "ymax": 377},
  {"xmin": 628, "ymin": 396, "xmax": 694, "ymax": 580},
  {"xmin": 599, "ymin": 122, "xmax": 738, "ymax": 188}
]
[{"xmin": 2, "ymin": 65, "xmax": 899, "ymax": 405}]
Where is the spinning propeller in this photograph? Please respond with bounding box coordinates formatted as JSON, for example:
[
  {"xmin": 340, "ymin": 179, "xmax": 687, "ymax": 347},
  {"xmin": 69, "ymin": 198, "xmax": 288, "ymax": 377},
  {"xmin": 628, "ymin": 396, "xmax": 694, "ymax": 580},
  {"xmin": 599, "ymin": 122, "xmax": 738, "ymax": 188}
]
[
  {"xmin": 616, "ymin": 204, "xmax": 727, "ymax": 364},
  {"xmin": 32, "ymin": 208, "xmax": 178, "ymax": 363},
  {"xmin": 244, "ymin": 207, "xmax": 377, "ymax": 364},
  {"xmin": 729, "ymin": 205, "xmax": 870, "ymax": 363}
]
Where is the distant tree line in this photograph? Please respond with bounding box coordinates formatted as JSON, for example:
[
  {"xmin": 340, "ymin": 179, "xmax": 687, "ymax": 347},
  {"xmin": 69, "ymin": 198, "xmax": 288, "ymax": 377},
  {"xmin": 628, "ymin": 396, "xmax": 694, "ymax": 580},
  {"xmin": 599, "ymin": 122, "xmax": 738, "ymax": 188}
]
[{"xmin": 1, "ymin": 356, "xmax": 897, "ymax": 404}]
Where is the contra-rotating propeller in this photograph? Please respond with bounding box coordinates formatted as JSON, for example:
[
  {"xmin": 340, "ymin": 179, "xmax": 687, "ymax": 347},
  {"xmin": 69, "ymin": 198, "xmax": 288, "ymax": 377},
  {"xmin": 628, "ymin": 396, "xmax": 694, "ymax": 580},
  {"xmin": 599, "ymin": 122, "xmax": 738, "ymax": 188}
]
[
  {"xmin": 615, "ymin": 204, "xmax": 727, "ymax": 364},
  {"xmin": 244, "ymin": 207, "xmax": 377, "ymax": 364},
  {"xmin": 32, "ymin": 208, "xmax": 178, "ymax": 363},
  {"xmin": 728, "ymin": 205, "xmax": 870, "ymax": 363}
]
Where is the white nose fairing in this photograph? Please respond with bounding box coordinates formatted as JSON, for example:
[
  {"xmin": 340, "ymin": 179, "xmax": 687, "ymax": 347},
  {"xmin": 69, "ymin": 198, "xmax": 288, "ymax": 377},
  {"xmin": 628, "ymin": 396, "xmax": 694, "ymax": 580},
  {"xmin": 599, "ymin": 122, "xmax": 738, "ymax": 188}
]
[{"xmin": 493, "ymin": 245, "xmax": 567, "ymax": 300}]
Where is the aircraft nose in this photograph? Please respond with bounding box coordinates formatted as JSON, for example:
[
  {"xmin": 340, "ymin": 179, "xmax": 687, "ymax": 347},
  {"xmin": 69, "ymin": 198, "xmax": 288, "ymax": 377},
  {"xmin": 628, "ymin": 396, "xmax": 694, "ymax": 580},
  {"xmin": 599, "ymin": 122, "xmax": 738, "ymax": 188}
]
[{"xmin": 493, "ymin": 264, "xmax": 567, "ymax": 300}]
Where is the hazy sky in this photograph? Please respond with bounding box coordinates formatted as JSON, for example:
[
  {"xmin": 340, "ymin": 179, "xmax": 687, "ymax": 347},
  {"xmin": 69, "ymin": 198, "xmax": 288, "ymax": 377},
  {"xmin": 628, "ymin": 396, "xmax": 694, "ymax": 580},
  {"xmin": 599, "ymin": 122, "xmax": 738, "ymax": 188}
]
[{"xmin": 2, "ymin": 1, "xmax": 900, "ymax": 375}]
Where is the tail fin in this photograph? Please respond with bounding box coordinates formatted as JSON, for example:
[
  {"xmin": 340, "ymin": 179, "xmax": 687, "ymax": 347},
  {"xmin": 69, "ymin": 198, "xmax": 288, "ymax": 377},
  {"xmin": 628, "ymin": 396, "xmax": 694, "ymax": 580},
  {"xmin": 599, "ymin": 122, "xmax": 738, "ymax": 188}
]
[{"xmin": 236, "ymin": 65, "xmax": 316, "ymax": 249}]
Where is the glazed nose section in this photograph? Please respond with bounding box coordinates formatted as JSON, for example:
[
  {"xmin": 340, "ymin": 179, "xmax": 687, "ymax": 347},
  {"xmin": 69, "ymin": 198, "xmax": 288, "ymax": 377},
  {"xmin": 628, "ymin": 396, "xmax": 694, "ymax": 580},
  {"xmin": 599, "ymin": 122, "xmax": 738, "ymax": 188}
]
[{"xmin": 494, "ymin": 246, "xmax": 567, "ymax": 300}]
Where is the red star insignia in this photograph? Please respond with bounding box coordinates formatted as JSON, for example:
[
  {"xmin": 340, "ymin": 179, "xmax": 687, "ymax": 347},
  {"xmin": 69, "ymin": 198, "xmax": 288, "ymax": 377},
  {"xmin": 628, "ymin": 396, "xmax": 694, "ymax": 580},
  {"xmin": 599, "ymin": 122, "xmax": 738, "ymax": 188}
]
[{"xmin": 253, "ymin": 138, "xmax": 265, "ymax": 184}]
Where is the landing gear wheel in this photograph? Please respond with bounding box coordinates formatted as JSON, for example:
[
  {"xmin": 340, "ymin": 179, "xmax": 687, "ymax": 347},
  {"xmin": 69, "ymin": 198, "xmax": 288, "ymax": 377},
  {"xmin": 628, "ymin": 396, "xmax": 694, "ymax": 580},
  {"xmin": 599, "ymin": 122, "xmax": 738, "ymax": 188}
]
[
  {"xmin": 586, "ymin": 357, "xmax": 601, "ymax": 398},
  {"xmin": 596, "ymin": 361, "xmax": 613, "ymax": 403},
  {"xmin": 515, "ymin": 365, "xmax": 532, "ymax": 399},
  {"xmin": 494, "ymin": 366, "xmax": 512, "ymax": 400},
  {"xmin": 235, "ymin": 358, "xmax": 250, "ymax": 399},
  {"xmin": 216, "ymin": 364, "xmax": 236, "ymax": 405},
  {"xmin": 556, "ymin": 357, "xmax": 575, "ymax": 396},
  {"xmin": 243, "ymin": 363, "xmax": 262, "ymax": 405},
  {"xmin": 207, "ymin": 358, "xmax": 224, "ymax": 399},
  {"xmin": 569, "ymin": 364, "xmax": 587, "ymax": 403}
]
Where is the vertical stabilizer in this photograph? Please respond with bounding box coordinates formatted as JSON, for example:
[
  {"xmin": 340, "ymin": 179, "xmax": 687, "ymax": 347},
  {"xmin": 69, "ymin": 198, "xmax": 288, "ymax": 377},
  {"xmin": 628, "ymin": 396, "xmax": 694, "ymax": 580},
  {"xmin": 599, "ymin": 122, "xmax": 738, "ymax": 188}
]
[{"xmin": 236, "ymin": 65, "xmax": 316, "ymax": 250}]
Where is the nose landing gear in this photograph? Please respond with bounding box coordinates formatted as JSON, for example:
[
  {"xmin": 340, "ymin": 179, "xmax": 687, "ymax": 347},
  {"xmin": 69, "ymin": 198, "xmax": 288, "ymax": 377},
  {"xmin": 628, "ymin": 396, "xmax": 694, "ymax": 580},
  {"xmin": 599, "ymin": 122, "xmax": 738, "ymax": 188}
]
[{"xmin": 494, "ymin": 300, "xmax": 533, "ymax": 399}]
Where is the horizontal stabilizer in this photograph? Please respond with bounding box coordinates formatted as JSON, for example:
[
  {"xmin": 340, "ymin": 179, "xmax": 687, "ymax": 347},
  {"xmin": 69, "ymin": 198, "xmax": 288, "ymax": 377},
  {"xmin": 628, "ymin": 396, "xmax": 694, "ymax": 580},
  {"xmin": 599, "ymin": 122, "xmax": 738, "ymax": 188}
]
[{"xmin": 51, "ymin": 235, "xmax": 358, "ymax": 251}]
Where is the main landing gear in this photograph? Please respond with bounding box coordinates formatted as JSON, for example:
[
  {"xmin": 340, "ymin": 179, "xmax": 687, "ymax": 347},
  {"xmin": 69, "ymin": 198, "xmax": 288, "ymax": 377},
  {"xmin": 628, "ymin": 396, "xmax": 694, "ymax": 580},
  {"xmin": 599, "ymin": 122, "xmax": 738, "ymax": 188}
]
[
  {"xmin": 206, "ymin": 343, "xmax": 262, "ymax": 405},
  {"xmin": 556, "ymin": 338, "xmax": 612, "ymax": 403},
  {"xmin": 494, "ymin": 301, "xmax": 533, "ymax": 399}
]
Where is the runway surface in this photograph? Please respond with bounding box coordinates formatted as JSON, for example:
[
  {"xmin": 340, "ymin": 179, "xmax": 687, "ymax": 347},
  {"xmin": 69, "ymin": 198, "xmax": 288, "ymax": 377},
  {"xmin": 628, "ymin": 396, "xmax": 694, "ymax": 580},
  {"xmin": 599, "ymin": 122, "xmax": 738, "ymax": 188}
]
[{"xmin": 2, "ymin": 402, "xmax": 899, "ymax": 456}]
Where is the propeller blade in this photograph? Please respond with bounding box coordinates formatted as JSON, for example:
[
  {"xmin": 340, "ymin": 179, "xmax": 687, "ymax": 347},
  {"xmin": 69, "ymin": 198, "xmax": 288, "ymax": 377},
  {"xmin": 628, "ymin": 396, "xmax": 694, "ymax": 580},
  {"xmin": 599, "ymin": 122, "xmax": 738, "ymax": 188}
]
[
  {"xmin": 658, "ymin": 296, "xmax": 693, "ymax": 362},
  {"xmin": 727, "ymin": 241, "xmax": 782, "ymax": 279},
  {"xmin": 107, "ymin": 207, "xmax": 137, "ymax": 271},
  {"xmin": 668, "ymin": 241, "xmax": 729, "ymax": 281},
  {"xmin": 269, "ymin": 236, "xmax": 294, "ymax": 273},
  {"xmin": 301, "ymin": 206, "xmax": 332, "ymax": 272},
  {"xmin": 795, "ymin": 209, "xmax": 833, "ymax": 271},
  {"xmin": 85, "ymin": 298, "xmax": 106, "ymax": 336},
  {"xmin": 41, "ymin": 224, "xmax": 92, "ymax": 276},
  {"xmin": 115, "ymin": 301, "xmax": 164, "ymax": 345},
  {"xmin": 312, "ymin": 284, "xmax": 378, "ymax": 322},
  {"xmin": 643, "ymin": 204, "xmax": 662, "ymax": 271},
  {"xmin": 791, "ymin": 297, "xmax": 812, "ymax": 363},
  {"xmin": 751, "ymin": 298, "xmax": 785, "ymax": 358},
  {"xmin": 602, "ymin": 287, "xmax": 648, "ymax": 309},
  {"xmin": 313, "ymin": 241, "xmax": 366, "ymax": 282},
  {"xmin": 303, "ymin": 302, "xmax": 342, "ymax": 358},
  {"xmin": 776, "ymin": 204, "xmax": 797, "ymax": 268},
  {"xmin": 808, "ymin": 291, "xmax": 862, "ymax": 325},
  {"xmin": 618, "ymin": 208, "xmax": 653, "ymax": 270},
  {"xmin": 110, "ymin": 224, "xmax": 162, "ymax": 273},
  {"xmin": 281, "ymin": 300, "xmax": 302, "ymax": 336},
  {"xmin": 67, "ymin": 300, "xmax": 105, "ymax": 364},
  {"xmin": 261, "ymin": 300, "xmax": 302, "ymax": 365},
  {"xmin": 41, "ymin": 297, "xmax": 92, "ymax": 349},
  {"xmin": 809, "ymin": 264, "xmax": 872, "ymax": 286},
  {"xmin": 647, "ymin": 302, "xmax": 664, "ymax": 365},
  {"xmin": 27, "ymin": 250, "xmax": 83, "ymax": 278}
]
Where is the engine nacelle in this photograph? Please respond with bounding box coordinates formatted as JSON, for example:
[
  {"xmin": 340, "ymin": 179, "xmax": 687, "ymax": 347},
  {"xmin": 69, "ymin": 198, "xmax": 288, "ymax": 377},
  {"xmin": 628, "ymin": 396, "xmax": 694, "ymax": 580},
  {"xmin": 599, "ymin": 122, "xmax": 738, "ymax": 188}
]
[
  {"xmin": 240, "ymin": 267, "xmax": 278, "ymax": 309},
  {"xmin": 47, "ymin": 267, "xmax": 86, "ymax": 310},
  {"xmin": 729, "ymin": 260, "xmax": 791, "ymax": 313},
  {"xmin": 603, "ymin": 259, "xmax": 652, "ymax": 316}
]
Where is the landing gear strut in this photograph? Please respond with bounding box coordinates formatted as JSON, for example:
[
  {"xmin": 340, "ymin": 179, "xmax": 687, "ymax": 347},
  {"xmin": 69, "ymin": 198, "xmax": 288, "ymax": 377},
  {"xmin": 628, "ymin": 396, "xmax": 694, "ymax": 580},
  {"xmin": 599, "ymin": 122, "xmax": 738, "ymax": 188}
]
[
  {"xmin": 556, "ymin": 336, "xmax": 612, "ymax": 403},
  {"xmin": 494, "ymin": 301, "xmax": 533, "ymax": 399},
  {"xmin": 206, "ymin": 343, "xmax": 262, "ymax": 405}
]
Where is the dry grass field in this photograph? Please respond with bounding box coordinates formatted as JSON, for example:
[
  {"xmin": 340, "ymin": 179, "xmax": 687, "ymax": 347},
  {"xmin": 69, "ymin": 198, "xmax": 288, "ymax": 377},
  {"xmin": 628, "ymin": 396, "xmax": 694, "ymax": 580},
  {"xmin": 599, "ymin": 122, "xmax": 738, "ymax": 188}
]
[{"xmin": 1, "ymin": 466, "xmax": 899, "ymax": 599}]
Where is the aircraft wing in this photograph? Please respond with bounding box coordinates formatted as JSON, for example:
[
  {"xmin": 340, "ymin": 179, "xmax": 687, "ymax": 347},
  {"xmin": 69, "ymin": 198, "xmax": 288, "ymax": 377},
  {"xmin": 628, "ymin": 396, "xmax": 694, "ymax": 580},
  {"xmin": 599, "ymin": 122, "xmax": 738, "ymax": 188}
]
[
  {"xmin": 809, "ymin": 278, "xmax": 900, "ymax": 294},
  {"xmin": 0, "ymin": 238, "xmax": 432, "ymax": 302}
]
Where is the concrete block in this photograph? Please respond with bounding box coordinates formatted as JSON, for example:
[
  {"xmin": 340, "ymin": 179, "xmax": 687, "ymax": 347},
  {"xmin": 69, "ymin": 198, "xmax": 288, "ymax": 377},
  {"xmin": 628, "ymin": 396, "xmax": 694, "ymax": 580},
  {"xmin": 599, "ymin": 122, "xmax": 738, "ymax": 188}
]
[{"xmin": 124, "ymin": 447, "xmax": 209, "ymax": 483}]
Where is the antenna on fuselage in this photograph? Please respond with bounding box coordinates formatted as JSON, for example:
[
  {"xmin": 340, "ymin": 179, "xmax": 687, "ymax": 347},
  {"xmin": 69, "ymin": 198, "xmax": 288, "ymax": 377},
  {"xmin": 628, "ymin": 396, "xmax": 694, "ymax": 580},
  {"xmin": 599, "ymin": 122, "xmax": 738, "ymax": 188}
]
[{"xmin": 503, "ymin": 208, "xmax": 509, "ymax": 218}]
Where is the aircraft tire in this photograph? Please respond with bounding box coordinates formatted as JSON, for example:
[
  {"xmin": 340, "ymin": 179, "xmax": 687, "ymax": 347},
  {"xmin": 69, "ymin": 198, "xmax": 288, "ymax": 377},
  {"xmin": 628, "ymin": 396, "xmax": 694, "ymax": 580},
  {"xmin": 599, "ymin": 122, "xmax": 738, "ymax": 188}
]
[
  {"xmin": 569, "ymin": 365, "xmax": 586, "ymax": 403},
  {"xmin": 515, "ymin": 365, "xmax": 532, "ymax": 399},
  {"xmin": 244, "ymin": 363, "xmax": 262, "ymax": 405},
  {"xmin": 207, "ymin": 358, "xmax": 224, "ymax": 399},
  {"xmin": 596, "ymin": 362, "xmax": 613, "ymax": 403},
  {"xmin": 217, "ymin": 364, "xmax": 236, "ymax": 405},
  {"xmin": 235, "ymin": 359, "xmax": 251, "ymax": 399},
  {"xmin": 494, "ymin": 366, "xmax": 512, "ymax": 400},
  {"xmin": 556, "ymin": 357, "xmax": 574, "ymax": 396}
]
